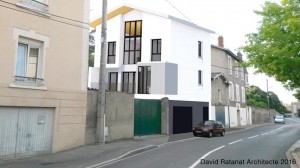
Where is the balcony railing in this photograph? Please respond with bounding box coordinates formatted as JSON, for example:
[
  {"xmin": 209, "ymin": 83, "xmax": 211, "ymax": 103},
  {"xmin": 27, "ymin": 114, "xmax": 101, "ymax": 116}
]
[
  {"xmin": 18, "ymin": 0, "xmax": 48, "ymax": 13},
  {"xmin": 14, "ymin": 76, "xmax": 44, "ymax": 87}
]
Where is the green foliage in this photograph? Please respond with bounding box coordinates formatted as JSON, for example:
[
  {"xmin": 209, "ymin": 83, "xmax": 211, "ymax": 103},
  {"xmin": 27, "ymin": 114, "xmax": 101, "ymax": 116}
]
[
  {"xmin": 246, "ymin": 85, "xmax": 288, "ymax": 113},
  {"xmin": 89, "ymin": 30, "xmax": 95, "ymax": 67},
  {"xmin": 243, "ymin": 0, "xmax": 300, "ymax": 100}
]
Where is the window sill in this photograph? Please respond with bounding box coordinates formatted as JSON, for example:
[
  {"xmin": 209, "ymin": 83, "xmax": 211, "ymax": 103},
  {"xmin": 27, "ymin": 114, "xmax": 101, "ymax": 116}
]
[
  {"xmin": 9, "ymin": 83, "xmax": 47, "ymax": 90},
  {"xmin": 16, "ymin": 2, "xmax": 50, "ymax": 17}
]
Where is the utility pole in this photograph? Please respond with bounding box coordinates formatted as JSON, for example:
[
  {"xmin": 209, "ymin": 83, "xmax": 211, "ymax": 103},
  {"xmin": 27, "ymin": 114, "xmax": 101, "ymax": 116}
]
[{"xmin": 96, "ymin": 0, "xmax": 107, "ymax": 144}]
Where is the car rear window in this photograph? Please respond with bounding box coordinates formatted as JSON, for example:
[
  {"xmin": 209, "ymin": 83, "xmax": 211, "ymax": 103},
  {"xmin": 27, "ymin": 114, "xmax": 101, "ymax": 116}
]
[{"xmin": 204, "ymin": 121, "xmax": 213, "ymax": 126}]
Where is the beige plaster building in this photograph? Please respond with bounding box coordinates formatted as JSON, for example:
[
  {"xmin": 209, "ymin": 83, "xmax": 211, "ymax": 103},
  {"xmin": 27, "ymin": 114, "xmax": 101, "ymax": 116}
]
[{"xmin": 0, "ymin": 0, "xmax": 89, "ymax": 159}]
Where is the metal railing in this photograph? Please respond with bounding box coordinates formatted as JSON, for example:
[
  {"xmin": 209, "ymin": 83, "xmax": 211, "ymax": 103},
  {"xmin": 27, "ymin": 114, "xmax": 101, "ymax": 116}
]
[
  {"xmin": 14, "ymin": 76, "xmax": 44, "ymax": 87},
  {"xmin": 19, "ymin": 0, "xmax": 49, "ymax": 13}
]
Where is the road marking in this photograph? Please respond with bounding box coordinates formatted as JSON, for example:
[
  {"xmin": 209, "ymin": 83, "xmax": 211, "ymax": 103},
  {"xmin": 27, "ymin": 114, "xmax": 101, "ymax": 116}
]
[
  {"xmin": 189, "ymin": 145, "xmax": 225, "ymax": 168},
  {"xmin": 159, "ymin": 137, "xmax": 198, "ymax": 147},
  {"xmin": 247, "ymin": 135, "xmax": 259, "ymax": 139},
  {"xmin": 228, "ymin": 139, "xmax": 244, "ymax": 145},
  {"xmin": 260, "ymin": 132, "xmax": 269, "ymax": 136}
]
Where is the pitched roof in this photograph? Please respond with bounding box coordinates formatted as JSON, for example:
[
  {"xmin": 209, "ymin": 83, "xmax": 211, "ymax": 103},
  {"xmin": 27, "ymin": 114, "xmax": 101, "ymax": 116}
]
[
  {"xmin": 211, "ymin": 44, "xmax": 241, "ymax": 62},
  {"xmin": 90, "ymin": 4, "xmax": 215, "ymax": 34}
]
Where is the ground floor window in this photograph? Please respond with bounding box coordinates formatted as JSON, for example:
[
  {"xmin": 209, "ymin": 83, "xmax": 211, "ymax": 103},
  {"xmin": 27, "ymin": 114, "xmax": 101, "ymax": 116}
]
[
  {"xmin": 122, "ymin": 72, "xmax": 135, "ymax": 93},
  {"xmin": 138, "ymin": 66, "xmax": 151, "ymax": 94},
  {"xmin": 108, "ymin": 72, "xmax": 118, "ymax": 91}
]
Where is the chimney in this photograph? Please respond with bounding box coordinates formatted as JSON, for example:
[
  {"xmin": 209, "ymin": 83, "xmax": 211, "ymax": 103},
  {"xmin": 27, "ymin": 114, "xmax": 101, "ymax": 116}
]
[
  {"xmin": 218, "ymin": 36, "xmax": 224, "ymax": 48},
  {"xmin": 237, "ymin": 51, "xmax": 243, "ymax": 61}
]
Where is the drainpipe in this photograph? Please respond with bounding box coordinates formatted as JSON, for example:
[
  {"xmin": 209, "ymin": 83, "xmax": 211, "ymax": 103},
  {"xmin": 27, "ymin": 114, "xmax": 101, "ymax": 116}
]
[{"xmin": 228, "ymin": 106, "xmax": 230, "ymax": 128}]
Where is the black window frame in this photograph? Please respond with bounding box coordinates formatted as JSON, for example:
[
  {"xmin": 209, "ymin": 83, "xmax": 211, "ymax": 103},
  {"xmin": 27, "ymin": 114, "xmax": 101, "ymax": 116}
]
[
  {"xmin": 122, "ymin": 72, "xmax": 136, "ymax": 93},
  {"xmin": 151, "ymin": 39, "xmax": 161, "ymax": 61},
  {"xmin": 198, "ymin": 70, "xmax": 202, "ymax": 85},
  {"xmin": 198, "ymin": 41, "xmax": 202, "ymax": 58},
  {"xmin": 107, "ymin": 41, "xmax": 116, "ymax": 64},
  {"xmin": 108, "ymin": 72, "xmax": 118, "ymax": 91},
  {"xmin": 123, "ymin": 20, "xmax": 142, "ymax": 65},
  {"xmin": 138, "ymin": 66, "xmax": 151, "ymax": 94}
]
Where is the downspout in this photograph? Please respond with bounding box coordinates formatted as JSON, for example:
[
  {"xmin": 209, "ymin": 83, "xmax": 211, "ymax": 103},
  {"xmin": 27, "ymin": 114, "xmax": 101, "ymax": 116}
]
[{"xmin": 228, "ymin": 105, "xmax": 230, "ymax": 128}]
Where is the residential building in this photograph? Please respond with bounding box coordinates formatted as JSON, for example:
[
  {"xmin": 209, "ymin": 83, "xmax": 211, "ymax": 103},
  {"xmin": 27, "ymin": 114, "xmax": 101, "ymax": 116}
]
[
  {"xmin": 0, "ymin": 0, "xmax": 89, "ymax": 159},
  {"xmin": 211, "ymin": 36, "xmax": 250, "ymax": 127},
  {"xmin": 89, "ymin": 4, "xmax": 214, "ymax": 135},
  {"xmin": 292, "ymin": 102, "xmax": 300, "ymax": 118}
]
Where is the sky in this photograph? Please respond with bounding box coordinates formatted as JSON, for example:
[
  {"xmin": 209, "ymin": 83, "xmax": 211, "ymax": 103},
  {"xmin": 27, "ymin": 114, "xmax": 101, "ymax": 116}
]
[{"xmin": 89, "ymin": 0, "xmax": 298, "ymax": 104}]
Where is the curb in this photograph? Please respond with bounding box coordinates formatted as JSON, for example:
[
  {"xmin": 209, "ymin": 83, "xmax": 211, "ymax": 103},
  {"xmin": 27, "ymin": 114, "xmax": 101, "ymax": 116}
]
[
  {"xmin": 291, "ymin": 150, "xmax": 300, "ymax": 168},
  {"xmin": 86, "ymin": 123, "xmax": 272, "ymax": 168},
  {"xmin": 286, "ymin": 139, "xmax": 300, "ymax": 168}
]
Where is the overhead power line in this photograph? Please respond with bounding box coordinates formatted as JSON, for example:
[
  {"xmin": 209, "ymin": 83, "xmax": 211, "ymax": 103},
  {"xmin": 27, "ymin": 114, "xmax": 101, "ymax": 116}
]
[
  {"xmin": 212, "ymin": 64, "xmax": 247, "ymax": 73},
  {"xmin": 165, "ymin": 0, "xmax": 192, "ymax": 22},
  {"xmin": 0, "ymin": 1, "xmax": 89, "ymax": 29}
]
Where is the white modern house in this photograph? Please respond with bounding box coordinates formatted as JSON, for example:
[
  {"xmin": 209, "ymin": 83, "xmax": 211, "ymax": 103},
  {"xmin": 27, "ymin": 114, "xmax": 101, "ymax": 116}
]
[{"xmin": 89, "ymin": 4, "xmax": 214, "ymax": 135}]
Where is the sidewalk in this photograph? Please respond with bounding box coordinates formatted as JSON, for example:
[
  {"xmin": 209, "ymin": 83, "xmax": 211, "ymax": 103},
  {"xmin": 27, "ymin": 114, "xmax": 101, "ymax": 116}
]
[
  {"xmin": 286, "ymin": 139, "xmax": 300, "ymax": 168},
  {"xmin": 0, "ymin": 123, "xmax": 271, "ymax": 168}
]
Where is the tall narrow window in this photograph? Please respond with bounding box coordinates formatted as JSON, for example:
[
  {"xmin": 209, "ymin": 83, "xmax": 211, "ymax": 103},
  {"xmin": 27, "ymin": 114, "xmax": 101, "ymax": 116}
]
[
  {"xmin": 107, "ymin": 42, "xmax": 116, "ymax": 64},
  {"xmin": 218, "ymin": 89, "xmax": 222, "ymax": 103},
  {"xmin": 198, "ymin": 41, "xmax": 202, "ymax": 58},
  {"xmin": 235, "ymin": 61, "xmax": 239, "ymax": 78},
  {"xmin": 108, "ymin": 72, "xmax": 118, "ymax": 91},
  {"xmin": 122, "ymin": 72, "xmax": 135, "ymax": 93},
  {"xmin": 241, "ymin": 87, "xmax": 245, "ymax": 103},
  {"xmin": 228, "ymin": 56, "xmax": 232, "ymax": 74},
  {"xmin": 138, "ymin": 66, "xmax": 151, "ymax": 94},
  {"xmin": 228, "ymin": 82, "xmax": 234, "ymax": 100},
  {"xmin": 124, "ymin": 20, "xmax": 142, "ymax": 64},
  {"xmin": 241, "ymin": 67, "xmax": 244, "ymax": 81},
  {"xmin": 198, "ymin": 70, "xmax": 202, "ymax": 85},
  {"xmin": 236, "ymin": 84, "xmax": 240, "ymax": 102},
  {"xmin": 151, "ymin": 39, "xmax": 161, "ymax": 61}
]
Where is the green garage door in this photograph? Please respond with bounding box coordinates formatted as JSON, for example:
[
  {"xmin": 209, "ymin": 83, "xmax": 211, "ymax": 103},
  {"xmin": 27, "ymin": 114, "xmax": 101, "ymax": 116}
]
[{"xmin": 134, "ymin": 99, "xmax": 161, "ymax": 136}]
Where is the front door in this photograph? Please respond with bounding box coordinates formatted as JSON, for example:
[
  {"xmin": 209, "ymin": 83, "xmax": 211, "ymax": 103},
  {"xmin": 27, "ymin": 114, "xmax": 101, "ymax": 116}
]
[{"xmin": 237, "ymin": 110, "xmax": 241, "ymax": 126}]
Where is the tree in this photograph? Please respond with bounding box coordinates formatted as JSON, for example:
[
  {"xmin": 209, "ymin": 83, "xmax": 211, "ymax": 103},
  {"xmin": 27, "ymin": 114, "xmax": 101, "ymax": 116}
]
[
  {"xmin": 89, "ymin": 29, "xmax": 96, "ymax": 67},
  {"xmin": 246, "ymin": 85, "xmax": 268, "ymax": 108},
  {"xmin": 243, "ymin": 0, "xmax": 300, "ymax": 100},
  {"xmin": 246, "ymin": 85, "xmax": 288, "ymax": 113}
]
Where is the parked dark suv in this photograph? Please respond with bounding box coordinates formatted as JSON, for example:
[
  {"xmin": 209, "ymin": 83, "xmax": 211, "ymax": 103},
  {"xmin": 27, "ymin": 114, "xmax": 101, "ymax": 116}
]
[{"xmin": 192, "ymin": 120, "xmax": 225, "ymax": 138}]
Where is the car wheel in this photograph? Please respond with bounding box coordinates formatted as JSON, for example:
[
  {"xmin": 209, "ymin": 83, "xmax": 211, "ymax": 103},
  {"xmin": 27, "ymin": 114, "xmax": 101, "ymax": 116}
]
[
  {"xmin": 208, "ymin": 131, "xmax": 213, "ymax": 138},
  {"xmin": 193, "ymin": 132, "xmax": 198, "ymax": 137},
  {"xmin": 221, "ymin": 131, "xmax": 225, "ymax": 136}
]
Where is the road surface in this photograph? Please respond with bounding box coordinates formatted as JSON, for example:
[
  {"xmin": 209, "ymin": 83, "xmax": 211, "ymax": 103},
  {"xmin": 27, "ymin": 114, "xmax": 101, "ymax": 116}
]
[{"xmin": 101, "ymin": 118, "xmax": 300, "ymax": 168}]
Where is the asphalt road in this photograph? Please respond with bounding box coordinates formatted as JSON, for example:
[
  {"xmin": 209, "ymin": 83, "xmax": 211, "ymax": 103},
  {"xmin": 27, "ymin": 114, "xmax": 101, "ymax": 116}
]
[{"xmin": 101, "ymin": 118, "xmax": 300, "ymax": 168}]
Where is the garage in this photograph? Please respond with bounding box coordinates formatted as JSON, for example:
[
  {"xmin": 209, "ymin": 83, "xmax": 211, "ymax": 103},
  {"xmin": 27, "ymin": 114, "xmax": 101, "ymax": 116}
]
[
  {"xmin": 173, "ymin": 106, "xmax": 192, "ymax": 134},
  {"xmin": 134, "ymin": 99, "xmax": 161, "ymax": 136},
  {"xmin": 0, "ymin": 107, "xmax": 54, "ymax": 159}
]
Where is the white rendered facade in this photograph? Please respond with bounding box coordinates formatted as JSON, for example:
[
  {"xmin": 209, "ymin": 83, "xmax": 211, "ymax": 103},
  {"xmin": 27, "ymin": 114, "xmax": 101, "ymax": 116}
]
[{"xmin": 89, "ymin": 6, "xmax": 213, "ymax": 106}]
